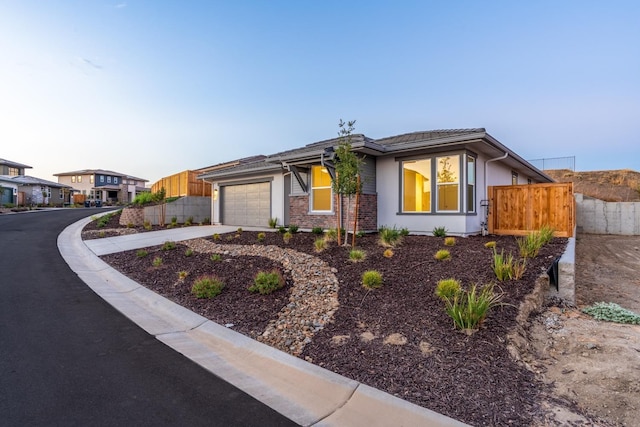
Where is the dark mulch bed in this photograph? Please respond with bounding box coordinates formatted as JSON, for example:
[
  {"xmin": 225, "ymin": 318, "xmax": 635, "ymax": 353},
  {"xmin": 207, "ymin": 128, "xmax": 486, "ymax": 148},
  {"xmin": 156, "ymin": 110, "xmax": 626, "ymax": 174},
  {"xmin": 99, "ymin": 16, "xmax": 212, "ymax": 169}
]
[{"xmin": 98, "ymin": 217, "xmax": 569, "ymax": 426}]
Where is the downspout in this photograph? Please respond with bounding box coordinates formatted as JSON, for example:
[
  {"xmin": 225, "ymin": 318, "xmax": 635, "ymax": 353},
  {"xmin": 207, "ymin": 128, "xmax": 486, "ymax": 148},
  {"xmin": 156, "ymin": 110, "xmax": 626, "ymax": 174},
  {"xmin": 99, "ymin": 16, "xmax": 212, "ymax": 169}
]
[{"xmin": 483, "ymin": 151, "xmax": 509, "ymax": 235}]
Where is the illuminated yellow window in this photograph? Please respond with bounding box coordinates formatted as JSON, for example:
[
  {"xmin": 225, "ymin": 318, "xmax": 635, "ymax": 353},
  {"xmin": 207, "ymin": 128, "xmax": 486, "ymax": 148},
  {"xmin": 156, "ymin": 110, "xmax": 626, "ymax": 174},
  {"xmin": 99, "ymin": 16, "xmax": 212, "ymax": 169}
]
[
  {"xmin": 436, "ymin": 155, "xmax": 460, "ymax": 212},
  {"xmin": 311, "ymin": 165, "xmax": 332, "ymax": 211},
  {"xmin": 402, "ymin": 159, "xmax": 431, "ymax": 212}
]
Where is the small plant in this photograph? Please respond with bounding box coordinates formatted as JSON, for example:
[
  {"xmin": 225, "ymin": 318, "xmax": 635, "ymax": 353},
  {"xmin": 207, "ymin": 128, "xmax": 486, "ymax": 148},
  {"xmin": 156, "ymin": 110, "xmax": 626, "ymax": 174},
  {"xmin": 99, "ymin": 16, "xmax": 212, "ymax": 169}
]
[
  {"xmin": 434, "ymin": 249, "xmax": 451, "ymax": 260},
  {"xmin": 378, "ymin": 225, "xmax": 402, "ymax": 247},
  {"xmin": 383, "ymin": 248, "xmax": 394, "ymax": 258},
  {"xmin": 268, "ymin": 217, "xmax": 278, "ymax": 228},
  {"xmin": 184, "ymin": 248, "xmax": 194, "ymax": 257},
  {"xmin": 311, "ymin": 226, "xmax": 324, "ymax": 235},
  {"xmin": 178, "ymin": 271, "xmax": 188, "ymax": 280},
  {"xmin": 191, "ymin": 275, "xmax": 224, "ymax": 298},
  {"xmin": 582, "ymin": 302, "xmax": 640, "ymax": 324},
  {"xmin": 152, "ymin": 256, "xmax": 163, "ymax": 267},
  {"xmin": 161, "ymin": 241, "xmax": 176, "ymax": 251},
  {"xmin": 399, "ymin": 227, "xmax": 410, "ymax": 237},
  {"xmin": 513, "ymin": 257, "xmax": 527, "ymax": 280},
  {"xmin": 492, "ymin": 249, "xmax": 514, "ymax": 281},
  {"xmin": 236, "ymin": 227, "xmax": 243, "ymax": 233},
  {"xmin": 210, "ymin": 254, "xmax": 222, "ymax": 262},
  {"xmin": 212, "ymin": 233, "xmax": 220, "ymax": 241},
  {"xmin": 437, "ymin": 283, "xmax": 504, "ymax": 332},
  {"xmin": 356, "ymin": 230, "xmax": 366, "ymax": 238},
  {"xmin": 136, "ymin": 249, "xmax": 148, "ymax": 258},
  {"xmin": 362, "ymin": 270, "xmax": 383, "ymax": 289},
  {"xmin": 314, "ymin": 238, "xmax": 327, "ymax": 252},
  {"xmin": 257, "ymin": 232, "xmax": 266, "ymax": 242},
  {"xmin": 98, "ymin": 231, "xmax": 106, "ymax": 238},
  {"xmin": 444, "ymin": 237, "xmax": 456, "ymax": 246},
  {"xmin": 537, "ymin": 224, "xmax": 555, "ymax": 245},
  {"xmin": 277, "ymin": 226, "xmax": 287, "ymax": 234},
  {"xmin": 226, "ymin": 235, "xmax": 234, "ymax": 241},
  {"xmin": 203, "ymin": 217, "xmax": 210, "ymax": 224},
  {"xmin": 185, "ymin": 216, "xmax": 193, "ymax": 226},
  {"xmin": 484, "ymin": 241, "xmax": 497, "ymax": 249},
  {"xmin": 288, "ymin": 224, "xmax": 299, "ymax": 233},
  {"xmin": 249, "ymin": 270, "xmax": 285, "ymax": 295},
  {"xmin": 171, "ymin": 216, "xmax": 178, "ymax": 225},
  {"xmin": 325, "ymin": 228, "xmax": 338, "ymax": 242},
  {"xmin": 432, "ymin": 226, "xmax": 447, "ymax": 237},
  {"xmin": 126, "ymin": 222, "xmax": 134, "ymax": 228},
  {"xmin": 435, "ymin": 278, "xmax": 462, "ymax": 300},
  {"xmin": 349, "ymin": 249, "xmax": 366, "ymax": 262},
  {"xmin": 516, "ymin": 233, "xmax": 541, "ymax": 258},
  {"xmin": 143, "ymin": 220, "xmax": 152, "ymax": 231},
  {"xmin": 282, "ymin": 231, "xmax": 293, "ymax": 244}
]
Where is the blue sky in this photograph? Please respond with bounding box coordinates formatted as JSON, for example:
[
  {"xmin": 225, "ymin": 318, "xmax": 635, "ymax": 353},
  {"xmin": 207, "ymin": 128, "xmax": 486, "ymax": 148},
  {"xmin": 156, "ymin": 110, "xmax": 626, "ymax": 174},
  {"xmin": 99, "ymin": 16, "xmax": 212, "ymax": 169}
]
[{"xmin": 1, "ymin": 1, "xmax": 638, "ymax": 184}]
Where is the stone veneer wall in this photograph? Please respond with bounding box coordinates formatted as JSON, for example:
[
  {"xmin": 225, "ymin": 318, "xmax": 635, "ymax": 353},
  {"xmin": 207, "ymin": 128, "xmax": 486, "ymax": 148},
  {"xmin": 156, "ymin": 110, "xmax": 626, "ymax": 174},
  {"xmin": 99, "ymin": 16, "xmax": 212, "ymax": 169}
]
[
  {"xmin": 119, "ymin": 207, "xmax": 145, "ymax": 226},
  {"xmin": 289, "ymin": 193, "xmax": 377, "ymax": 232}
]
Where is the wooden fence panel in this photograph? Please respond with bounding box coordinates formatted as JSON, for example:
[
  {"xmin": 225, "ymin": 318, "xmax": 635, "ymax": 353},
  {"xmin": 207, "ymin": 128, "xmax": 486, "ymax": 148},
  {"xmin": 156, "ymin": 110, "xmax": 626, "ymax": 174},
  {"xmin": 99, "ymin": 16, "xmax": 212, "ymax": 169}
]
[
  {"xmin": 488, "ymin": 183, "xmax": 574, "ymax": 237},
  {"xmin": 150, "ymin": 171, "xmax": 211, "ymax": 197}
]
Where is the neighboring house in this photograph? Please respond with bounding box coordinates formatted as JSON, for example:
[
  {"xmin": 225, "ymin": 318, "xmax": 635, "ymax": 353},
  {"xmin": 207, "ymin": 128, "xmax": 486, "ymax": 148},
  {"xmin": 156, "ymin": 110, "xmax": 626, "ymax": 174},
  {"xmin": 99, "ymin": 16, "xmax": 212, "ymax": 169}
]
[
  {"xmin": 198, "ymin": 128, "xmax": 553, "ymax": 236},
  {"xmin": 0, "ymin": 175, "xmax": 72, "ymax": 207},
  {"xmin": 54, "ymin": 169, "xmax": 149, "ymax": 204},
  {"xmin": 0, "ymin": 158, "xmax": 33, "ymax": 205}
]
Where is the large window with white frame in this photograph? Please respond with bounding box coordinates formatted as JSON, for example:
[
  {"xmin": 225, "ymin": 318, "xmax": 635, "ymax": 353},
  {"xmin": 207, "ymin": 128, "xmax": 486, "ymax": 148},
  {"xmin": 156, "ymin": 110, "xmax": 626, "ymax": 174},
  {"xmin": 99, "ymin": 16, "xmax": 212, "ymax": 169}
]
[
  {"xmin": 401, "ymin": 153, "xmax": 476, "ymax": 214},
  {"xmin": 311, "ymin": 165, "xmax": 332, "ymax": 212}
]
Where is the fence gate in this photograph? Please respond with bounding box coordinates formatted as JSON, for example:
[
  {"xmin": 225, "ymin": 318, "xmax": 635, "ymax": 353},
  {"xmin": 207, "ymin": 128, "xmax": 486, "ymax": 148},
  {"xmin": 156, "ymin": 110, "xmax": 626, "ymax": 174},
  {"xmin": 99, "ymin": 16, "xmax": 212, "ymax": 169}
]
[{"xmin": 488, "ymin": 183, "xmax": 575, "ymax": 237}]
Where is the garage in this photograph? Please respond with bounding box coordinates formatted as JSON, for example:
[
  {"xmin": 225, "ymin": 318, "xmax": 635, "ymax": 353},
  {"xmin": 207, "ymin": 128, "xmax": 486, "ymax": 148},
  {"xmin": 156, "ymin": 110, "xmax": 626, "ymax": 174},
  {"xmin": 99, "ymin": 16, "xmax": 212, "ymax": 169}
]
[{"xmin": 221, "ymin": 181, "xmax": 271, "ymax": 227}]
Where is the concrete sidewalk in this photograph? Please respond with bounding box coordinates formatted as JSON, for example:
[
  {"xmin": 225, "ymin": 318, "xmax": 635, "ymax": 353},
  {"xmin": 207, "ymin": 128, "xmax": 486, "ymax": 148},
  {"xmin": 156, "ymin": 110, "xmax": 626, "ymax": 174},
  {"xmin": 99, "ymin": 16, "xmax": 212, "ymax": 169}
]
[{"xmin": 58, "ymin": 216, "xmax": 468, "ymax": 427}]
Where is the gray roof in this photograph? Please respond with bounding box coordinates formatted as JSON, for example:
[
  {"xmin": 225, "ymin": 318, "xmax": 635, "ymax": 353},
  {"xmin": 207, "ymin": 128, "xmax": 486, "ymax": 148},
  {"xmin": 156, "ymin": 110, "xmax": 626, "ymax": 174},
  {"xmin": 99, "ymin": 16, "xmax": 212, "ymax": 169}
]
[
  {"xmin": 0, "ymin": 175, "xmax": 72, "ymax": 188},
  {"xmin": 54, "ymin": 169, "xmax": 148, "ymax": 182},
  {"xmin": 198, "ymin": 156, "xmax": 281, "ymax": 180},
  {"xmin": 0, "ymin": 158, "xmax": 32, "ymax": 169}
]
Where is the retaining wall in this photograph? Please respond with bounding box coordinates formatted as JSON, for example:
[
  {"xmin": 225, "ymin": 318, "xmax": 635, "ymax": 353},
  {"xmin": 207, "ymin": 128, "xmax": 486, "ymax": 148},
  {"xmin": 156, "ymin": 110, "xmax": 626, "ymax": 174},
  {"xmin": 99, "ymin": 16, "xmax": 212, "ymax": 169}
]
[
  {"xmin": 144, "ymin": 196, "xmax": 211, "ymax": 226},
  {"xmin": 576, "ymin": 193, "xmax": 640, "ymax": 235}
]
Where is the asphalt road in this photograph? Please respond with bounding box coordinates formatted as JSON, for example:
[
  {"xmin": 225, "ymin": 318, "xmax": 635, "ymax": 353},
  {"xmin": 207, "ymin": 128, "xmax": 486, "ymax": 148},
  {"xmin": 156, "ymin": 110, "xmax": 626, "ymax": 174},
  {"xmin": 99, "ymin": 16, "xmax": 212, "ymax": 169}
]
[{"xmin": 0, "ymin": 208, "xmax": 297, "ymax": 426}]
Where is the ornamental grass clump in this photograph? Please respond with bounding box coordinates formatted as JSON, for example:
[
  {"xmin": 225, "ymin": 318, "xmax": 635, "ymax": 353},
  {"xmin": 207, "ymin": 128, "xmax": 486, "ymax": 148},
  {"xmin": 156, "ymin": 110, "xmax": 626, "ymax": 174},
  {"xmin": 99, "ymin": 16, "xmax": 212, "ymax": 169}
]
[
  {"xmin": 210, "ymin": 254, "xmax": 222, "ymax": 262},
  {"xmin": 152, "ymin": 256, "xmax": 163, "ymax": 267},
  {"xmin": 191, "ymin": 275, "xmax": 224, "ymax": 298},
  {"xmin": 314, "ymin": 238, "xmax": 327, "ymax": 253},
  {"xmin": 378, "ymin": 225, "xmax": 402, "ymax": 247},
  {"xmin": 349, "ymin": 249, "xmax": 366, "ymax": 262},
  {"xmin": 362, "ymin": 270, "xmax": 383, "ymax": 289},
  {"xmin": 516, "ymin": 233, "xmax": 541, "ymax": 258},
  {"xmin": 492, "ymin": 249, "xmax": 514, "ymax": 281},
  {"xmin": 383, "ymin": 248, "xmax": 394, "ymax": 258},
  {"xmin": 250, "ymin": 270, "xmax": 285, "ymax": 295},
  {"xmin": 432, "ymin": 226, "xmax": 447, "ymax": 237},
  {"xmin": 435, "ymin": 278, "xmax": 462, "ymax": 300},
  {"xmin": 257, "ymin": 232, "xmax": 266, "ymax": 242},
  {"xmin": 136, "ymin": 249, "xmax": 148, "ymax": 258},
  {"xmin": 161, "ymin": 241, "xmax": 176, "ymax": 251},
  {"xmin": 436, "ymin": 283, "xmax": 504, "ymax": 333},
  {"xmin": 484, "ymin": 241, "xmax": 497, "ymax": 249},
  {"xmin": 582, "ymin": 302, "xmax": 640, "ymax": 324},
  {"xmin": 282, "ymin": 231, "xmax": 293, "ymax": 244},
  {"xmin": 184, "ymin": 248, "xmax": 194, "ymax": 257},
  {"xmin": 434, "ymin": 249, "xmax": 451, "ymax": 260},
  {"xmin": 444, "ymin": 237, "xmax": 456, "ymax": 246}
]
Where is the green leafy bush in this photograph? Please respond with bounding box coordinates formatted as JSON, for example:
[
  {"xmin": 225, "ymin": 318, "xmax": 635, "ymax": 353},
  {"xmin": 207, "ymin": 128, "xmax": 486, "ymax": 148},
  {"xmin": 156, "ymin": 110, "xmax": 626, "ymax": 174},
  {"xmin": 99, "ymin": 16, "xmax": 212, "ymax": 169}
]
[
  {"xmin": 152, "ymin": 256, "xmax": 163, "ymax": 267},
  {"xmin": 349, "ymin": 249, "xmax": 366, "ymax": 262},
  {"xmin": 434, "ymin": 249, "xmax": 451, "ymax": 260},
  {"xmin": 191, "ymin": 275, "xmax": 224, "ymax": 298},
  {"xmin": 288, "ymin": 224, "xmax": 299, "ymax": 233},
  {"xmin": 210, "ymin": 254, "xmax": 222, "ymax": 262},
  {"xmin": 311, "ymin": 226, "xmax": 324, "ymax": 235},
  {"xmin": 582, "ymin": 302, "xmax": 640, "ymax": 324},
  {"xmin": 171, "ymin": 216, "xmax": 178, "ymax": 225},
  {"xmin": 277, "ymin": 226, "xmax": 287, "ymax": 234},
  {"xmin": 378, "ymin": 225, "xmax": 402, "ymax": 247},
  {"xmin": 432, "ymin": 226, "xmax": 447, "ymax": 237},
  {"xmin": 161, "ymin": 241, "xmax": 176, "ymax": 251},
  {"xmin": 435, "ymin": 278, "xmax": 462, "ymax": 300},
  {"xmin": 249, "ymin": 270, "xmax": 285, "ymax": 295},
  {"xmin": 399, "ymin": 227, "xmax": 410, "ymax": 237},
  {"xmin": 362, "ymin": 270, "xmax": 383, "ymax": 289},
  {"xmin": 136, "ymin": 249, "xmax": 148, "ymax": 258}
]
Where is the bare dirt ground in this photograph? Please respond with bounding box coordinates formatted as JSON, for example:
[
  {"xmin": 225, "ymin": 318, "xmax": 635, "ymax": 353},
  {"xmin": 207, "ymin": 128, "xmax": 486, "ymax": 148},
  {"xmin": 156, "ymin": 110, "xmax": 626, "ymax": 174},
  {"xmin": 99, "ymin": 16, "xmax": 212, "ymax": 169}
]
[
  {"xmin": 525, "ymin": 234, "xmax": 640, "ymax": 426},
  {"xmin": 545, "ymin": 169, "xmax": 640, "ymax": 202}
]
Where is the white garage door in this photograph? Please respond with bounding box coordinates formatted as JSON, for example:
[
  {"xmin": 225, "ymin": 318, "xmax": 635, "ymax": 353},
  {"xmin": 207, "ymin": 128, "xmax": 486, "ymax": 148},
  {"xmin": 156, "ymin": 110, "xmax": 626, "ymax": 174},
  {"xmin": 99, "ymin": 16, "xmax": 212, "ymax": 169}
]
[{"xmin": 221, "ymin": 182, "xmax": 271, "ymax": 227}]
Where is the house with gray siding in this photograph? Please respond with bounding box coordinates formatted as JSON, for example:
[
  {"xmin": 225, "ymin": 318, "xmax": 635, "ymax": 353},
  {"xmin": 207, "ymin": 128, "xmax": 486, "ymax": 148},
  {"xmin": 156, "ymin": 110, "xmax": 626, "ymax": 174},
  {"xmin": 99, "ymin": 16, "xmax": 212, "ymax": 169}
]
[{"xmin": 199, "ymin": 128, "xmax": 553, "ymax": 236}]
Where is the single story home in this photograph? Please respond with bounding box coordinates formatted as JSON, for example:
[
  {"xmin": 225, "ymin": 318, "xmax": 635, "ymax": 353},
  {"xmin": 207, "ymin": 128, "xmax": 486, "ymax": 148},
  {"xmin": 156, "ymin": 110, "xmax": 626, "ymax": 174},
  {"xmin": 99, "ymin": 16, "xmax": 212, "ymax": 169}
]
[
  {"xmin": 0, "ymin": 175, "xmax": 73, "ymax": 207},
  {"xmin": 198, "ymin": 128, "xmax": 553, "ymax": 236}
]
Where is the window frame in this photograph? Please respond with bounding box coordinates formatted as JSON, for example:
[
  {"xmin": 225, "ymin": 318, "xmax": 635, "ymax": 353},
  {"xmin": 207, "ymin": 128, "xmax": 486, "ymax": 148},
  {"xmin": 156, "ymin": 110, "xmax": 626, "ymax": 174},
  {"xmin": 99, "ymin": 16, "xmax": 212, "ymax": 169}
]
[
  {"xmin": 310, "ymin": 165, "xmax": 333, "ymax": 213},
  {"xmin": 436, "ymin": 155, "xmax": 461, "ymax": 213},
  {"xmin": 401, "ymin": 158, "xmax": 432, "ymax": 213}
]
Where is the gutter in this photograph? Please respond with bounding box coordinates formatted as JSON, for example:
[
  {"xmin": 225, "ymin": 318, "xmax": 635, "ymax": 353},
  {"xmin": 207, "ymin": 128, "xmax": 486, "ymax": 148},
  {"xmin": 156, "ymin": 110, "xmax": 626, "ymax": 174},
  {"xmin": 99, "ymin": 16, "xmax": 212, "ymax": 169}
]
[{"xmin": 482, "ymin": 150, "xmax": 509, "ymax": 236}]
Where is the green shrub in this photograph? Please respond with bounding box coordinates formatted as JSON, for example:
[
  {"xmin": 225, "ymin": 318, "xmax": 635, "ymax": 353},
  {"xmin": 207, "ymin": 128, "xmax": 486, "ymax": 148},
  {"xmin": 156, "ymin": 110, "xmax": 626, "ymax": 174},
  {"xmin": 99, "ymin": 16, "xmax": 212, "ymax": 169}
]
[
  {"xmin": 236, "ymin": 227, "xmax": 243, "ymax": 233},
  {"xmin": 288, "ymin": 224, "xmax": 299, "ymax": 233},
  {"xmin": 378, "ymin": 225, "xmax": 402, "ymax": 247},
  {"xmin": 152, "ymin": 256, "xmax": 163, "ymax": 267},
  {"xmin": 434, "ymin": 249, "xmax": 451, "ymax": 260},
  {"xmin": 268, "ymin": 217, "xmax": 278, "ymax": 228},
  {"xmin": 184, "ymin": 248, "xmax": 194, "ymax": 257},
  {"xmin": 171, "ymin": 216, "xmax": 178, "ymax": 225},
  {"xmin": 399, "ymin": 227, "xmax": 410, "ymax": 237},
  {"xmin": 249, "ymin": 270, "xmax": 285, "ymax": 295},
  {"xmin": 356, "ymin": 230, "xmax": 366, "ymax": 238},
  {"xmin": 212, "ymin": 233, "xmax": 220, "ymax": 240},
  {"xmin": 362, "ymin": 270, "xmax": 383, "ymax": 289},
  {"xmin": 444, "ymin": 237, "xmax": 456, "ymax": 246},
  {"xmin": 435, "ymin": 278, "xmax": 462, "ymax": 300},
  {"xmin": 185, "ymin": 216, "xmax": 193, "ymax": 226},
  {"xmin": 440, "ymin": 283, "xmax": 504, "ymax": 332},
  {"xmin": 191, "ymin": 275, "xmax": 224, "ymax": 298},
  {"xmin": 432, "ymin": 226, "xmax": 447, "ymax": 237},
  {"xmin": 311, "ymin": 226, "xmax": 324, "ymax": 235},
  {"xmin": 257, "ymin": 232, "xmax": 266, "ymax": 242},
  {"xmin": 136, "ymin": 249, "xmax": 148, "ymax": 258},
  {"xmin": 161, "ymin": 241, "xmax": 176, "ymax": 251},
  {"xmin": 98, "ymin": 231, "xmax": 106, "ymax": 238},
  {"xmin": 143, "ymin": 220, "xmax": 152, "ymax": 230},
  {"xmin": 314, "ymin": 238, "xmax": 327, "ymax": 252},
  {"xmin": 277, "ymin": 226, "xmax": 287, "ymax": 234},
  {"xmin": 210, "ymin": 254, "xmax": 222, "ymax": 262},
  {"xmin": 349, "ymin": 249, "xmax": 366, "ymax": 262},
  {"xmin": 582, "ymin": 302, "xmax": 640, "ymax": 324}
]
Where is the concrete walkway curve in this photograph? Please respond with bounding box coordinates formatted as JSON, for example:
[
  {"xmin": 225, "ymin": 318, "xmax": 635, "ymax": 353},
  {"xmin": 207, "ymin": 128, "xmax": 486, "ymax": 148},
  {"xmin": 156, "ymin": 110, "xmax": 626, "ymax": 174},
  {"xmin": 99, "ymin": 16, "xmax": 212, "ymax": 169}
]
[{"xmin": 58, "ymin": 215, "xmax": 468, "ymax": 427}]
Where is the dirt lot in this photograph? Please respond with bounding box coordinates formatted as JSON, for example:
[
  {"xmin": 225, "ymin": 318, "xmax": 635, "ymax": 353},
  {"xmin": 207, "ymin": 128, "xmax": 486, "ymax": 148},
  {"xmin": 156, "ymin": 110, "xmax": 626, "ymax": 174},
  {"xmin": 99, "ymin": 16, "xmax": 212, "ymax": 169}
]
[{"xmin": 526, "ymin": 234, "xmax": 640, "ymax": 426}]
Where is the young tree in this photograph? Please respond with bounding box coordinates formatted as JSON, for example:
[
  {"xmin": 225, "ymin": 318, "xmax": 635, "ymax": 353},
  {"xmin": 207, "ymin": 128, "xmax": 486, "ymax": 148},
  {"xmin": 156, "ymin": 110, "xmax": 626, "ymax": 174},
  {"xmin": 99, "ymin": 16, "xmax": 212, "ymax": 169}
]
[{"xmin": 332, "ymin": 119, "xmax": 363, "ymax": 245}]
